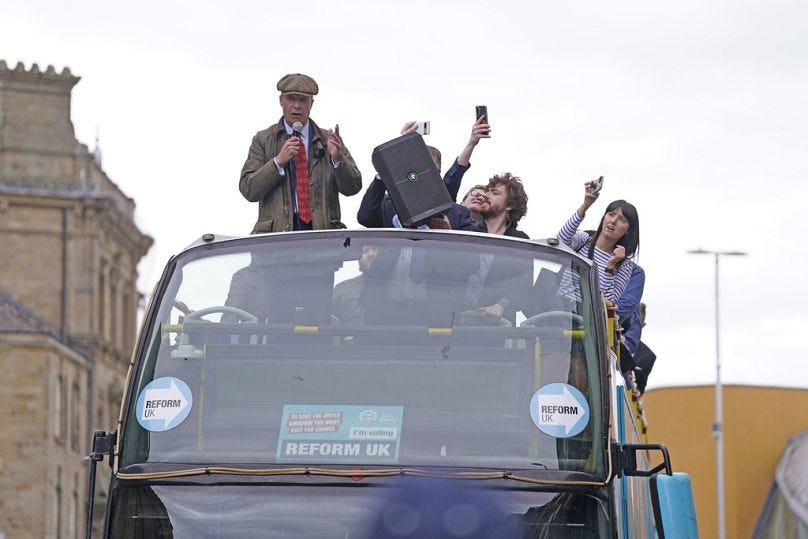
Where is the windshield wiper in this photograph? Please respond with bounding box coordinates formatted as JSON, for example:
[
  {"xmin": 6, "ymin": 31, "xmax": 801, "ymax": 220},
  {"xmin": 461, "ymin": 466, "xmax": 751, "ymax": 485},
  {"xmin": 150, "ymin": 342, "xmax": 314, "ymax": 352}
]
[{"xmin": 117, "ymin": 465, "xmax": 606, "ymax": 487}]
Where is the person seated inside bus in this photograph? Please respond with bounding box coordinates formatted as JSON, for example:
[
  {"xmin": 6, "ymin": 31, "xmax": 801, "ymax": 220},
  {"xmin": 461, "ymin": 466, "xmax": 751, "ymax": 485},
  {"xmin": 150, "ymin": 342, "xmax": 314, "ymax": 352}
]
[
  {"xmin": 520, "ymin": 266, "xmax": 575, "ymax": 319},
  {"xmin": 359, "ymin": 244, "xmax": 479, "ymax": 328},
  {"xmin": 223, "ymin": 253, "xmax": 341, "ymax": 327},
  {"xmin": 218, "ymin": 260, "xmax": 273, "ymax": 345},
  {"xmin": 223, "ymin": 261, "xmax": 271, "ymax": 323},
  {"xmin": 461, "ymin": 250, "xmax": 534, "ymax": 326},
  {"xmin": 331, "ymin": 245, "xmax": 378, "ymax": 325}
]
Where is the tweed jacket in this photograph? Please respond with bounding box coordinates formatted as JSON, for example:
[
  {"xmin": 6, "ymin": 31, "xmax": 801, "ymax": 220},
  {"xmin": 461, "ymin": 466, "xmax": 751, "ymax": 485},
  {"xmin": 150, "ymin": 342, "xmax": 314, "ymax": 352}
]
[{"xmin": 239, "ymin": 118, "xmax": 362, "ymax": 233}]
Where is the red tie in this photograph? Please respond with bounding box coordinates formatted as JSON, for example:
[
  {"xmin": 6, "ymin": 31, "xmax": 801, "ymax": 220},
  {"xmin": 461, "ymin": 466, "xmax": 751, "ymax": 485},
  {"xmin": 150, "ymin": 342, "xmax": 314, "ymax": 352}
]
[{"xmin": 294, "ymin": 137, "xmax": 311, "ymax": 223}]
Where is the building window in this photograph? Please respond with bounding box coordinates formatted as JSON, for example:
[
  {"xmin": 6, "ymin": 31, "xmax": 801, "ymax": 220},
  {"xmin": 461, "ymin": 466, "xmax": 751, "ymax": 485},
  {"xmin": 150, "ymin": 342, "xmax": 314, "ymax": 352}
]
[
  {"xmin": 71, "ymin": 381, "xmax": 81, "ymax": 451},
  {"xmin": 108, "ymin": 384, "xmax": 124, "ymax": 428},
  {"xmin": 55, "ymin": 373, "xmax": 66, "ymax": 444},
  {"xmin": 96, "ymin": 389, "xmax": 105, "ymax": 429},
  {"xmin": 61, "ymin": 375, "xmax": 69, "ymax": 443},
  {"xmin": 55, "ymin": 466, "xmax": 63, "ymax": 539},
  {"xmin": 99, "ymin": 260, "xmax": 107, "ymax": 339},
  {"xmin": 71, "ymin": 472, "xmax": 79, "ymax": 539},
  {"xmin": 111, "ymin": 280, "xmax": 118, "ymax": 348},
  {"xmin": 123, "ymin": 289, "xmax": 132, "ymax": 352}
]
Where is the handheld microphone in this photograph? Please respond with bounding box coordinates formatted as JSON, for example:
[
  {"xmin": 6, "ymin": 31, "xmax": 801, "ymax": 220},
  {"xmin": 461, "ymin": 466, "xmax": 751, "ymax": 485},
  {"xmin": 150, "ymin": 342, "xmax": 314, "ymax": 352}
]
[{"xmin": 292, "ymin": 121, "xmax": 304, "ymax": 138}]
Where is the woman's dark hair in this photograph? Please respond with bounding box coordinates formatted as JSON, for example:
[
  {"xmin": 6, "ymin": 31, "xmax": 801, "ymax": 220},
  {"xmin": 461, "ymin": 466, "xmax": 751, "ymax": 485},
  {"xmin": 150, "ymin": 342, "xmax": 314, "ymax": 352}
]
[{"xmin": 587, "ymin": 199, "xmax": 640, "ymax": 262}]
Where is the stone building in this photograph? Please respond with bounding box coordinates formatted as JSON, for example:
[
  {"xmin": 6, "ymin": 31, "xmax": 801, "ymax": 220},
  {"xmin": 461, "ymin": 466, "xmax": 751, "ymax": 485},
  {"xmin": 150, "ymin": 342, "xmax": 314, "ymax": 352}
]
[{"xmin": 0, "ymin": 60, "xmax": 152, "ymax": 538}]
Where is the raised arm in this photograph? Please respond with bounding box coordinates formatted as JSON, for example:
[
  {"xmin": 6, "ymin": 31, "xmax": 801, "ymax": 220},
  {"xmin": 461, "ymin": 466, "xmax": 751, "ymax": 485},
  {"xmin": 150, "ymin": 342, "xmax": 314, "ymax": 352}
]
[
  {"xmin": 445, "ymin": 117, "xmax": 491, "ymax": 200},
  {"xmin": 357, "ymin": 175, "xmax": 388, "ymax": 228},
  {"xmin": 457, "ymin": 116, "xmax": 490, "ymax": 167},
  {"xmin": 557, "ymin": 182, "xmax": 600, "ymax": 251},
  {"xmin": 327, "ymin": 124, "xmax": 363, "ymax": 196}
]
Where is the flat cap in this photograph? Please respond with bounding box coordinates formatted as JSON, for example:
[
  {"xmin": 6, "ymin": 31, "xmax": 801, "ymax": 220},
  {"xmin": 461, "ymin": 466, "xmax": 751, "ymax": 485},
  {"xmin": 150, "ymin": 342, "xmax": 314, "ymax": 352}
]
[{"xmin": 277, "ymin": 73, "xmax": 319, "ymax": 96}]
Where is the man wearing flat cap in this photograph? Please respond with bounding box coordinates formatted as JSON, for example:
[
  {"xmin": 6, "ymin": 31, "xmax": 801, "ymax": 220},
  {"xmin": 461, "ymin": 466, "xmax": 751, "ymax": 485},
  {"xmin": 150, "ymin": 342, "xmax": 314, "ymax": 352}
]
[{"xmin": 239, "ymin": 73, "xmax": 362, "ymax": 232}]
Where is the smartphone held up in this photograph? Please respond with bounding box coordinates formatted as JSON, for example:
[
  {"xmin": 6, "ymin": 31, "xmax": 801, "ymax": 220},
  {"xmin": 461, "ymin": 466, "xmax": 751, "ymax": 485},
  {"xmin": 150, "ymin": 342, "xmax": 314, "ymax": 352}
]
[
  {"xmin": 475, "ymin": 105, "xmax": 488, "ymax": 123},
  {"xmin": 590, "ymin": 176, "xmax": 604, "ymax": 193},
  {"xmin": 415, "ymin": 121, "xmax": 431, "ymax": 136}
]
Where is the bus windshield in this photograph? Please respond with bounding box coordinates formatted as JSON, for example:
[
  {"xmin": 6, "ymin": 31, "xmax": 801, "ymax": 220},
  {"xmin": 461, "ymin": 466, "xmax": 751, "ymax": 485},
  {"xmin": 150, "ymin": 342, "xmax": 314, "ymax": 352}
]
[{"xmin": 120, "ymin": 231, "xmax": 605, "ymax": 479}]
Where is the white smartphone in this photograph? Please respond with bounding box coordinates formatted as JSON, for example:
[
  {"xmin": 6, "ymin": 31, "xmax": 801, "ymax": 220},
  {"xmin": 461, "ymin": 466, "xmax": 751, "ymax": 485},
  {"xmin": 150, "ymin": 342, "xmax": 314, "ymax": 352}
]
[
  {"xmin": 591, "ymin": 176, "xmax": 604, "ymax": 193},
  {"xmin": 415, "ymin": 121, "xmax": 431, "ymax": 136}
]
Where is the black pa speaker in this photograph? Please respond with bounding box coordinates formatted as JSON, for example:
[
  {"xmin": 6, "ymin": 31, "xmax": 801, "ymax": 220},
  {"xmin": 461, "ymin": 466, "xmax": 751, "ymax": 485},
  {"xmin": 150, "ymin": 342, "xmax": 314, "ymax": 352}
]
[{"xmin": 371, "ymin": 133, "xmax": 454, "ymax": 227}]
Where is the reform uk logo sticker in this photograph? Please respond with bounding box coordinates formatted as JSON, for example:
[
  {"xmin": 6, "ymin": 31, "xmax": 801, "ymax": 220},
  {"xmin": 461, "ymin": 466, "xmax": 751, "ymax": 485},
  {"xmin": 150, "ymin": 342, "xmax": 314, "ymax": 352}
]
[
  {"xmin": 530, "ymin": 383, "xmax": 590, "ymax": 438},
  {"xmin": 135, "ymin": 377, "xmax": 193, "ymax": 432},
  {"xmin": 276, "ymin": 404, "xmax": 404, "ymax": 463}
]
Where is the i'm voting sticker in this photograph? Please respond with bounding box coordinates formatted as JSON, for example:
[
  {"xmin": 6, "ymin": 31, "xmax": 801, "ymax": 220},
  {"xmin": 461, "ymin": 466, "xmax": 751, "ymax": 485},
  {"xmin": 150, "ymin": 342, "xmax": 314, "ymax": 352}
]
[
  {"xmin": 530, "ymin": 383, "xmax": 590, "ymax": 438},
  {"xmin": 135, "ymin": 377, "xmax": 193, "ymax": 432}
]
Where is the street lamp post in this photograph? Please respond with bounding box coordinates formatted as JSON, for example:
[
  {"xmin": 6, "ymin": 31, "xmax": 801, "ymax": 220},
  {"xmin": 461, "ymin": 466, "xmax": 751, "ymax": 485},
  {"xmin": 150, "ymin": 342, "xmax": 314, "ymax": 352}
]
[{"xmin": 687, "ymin": 248, "xmax": 748, "ymax": 539}]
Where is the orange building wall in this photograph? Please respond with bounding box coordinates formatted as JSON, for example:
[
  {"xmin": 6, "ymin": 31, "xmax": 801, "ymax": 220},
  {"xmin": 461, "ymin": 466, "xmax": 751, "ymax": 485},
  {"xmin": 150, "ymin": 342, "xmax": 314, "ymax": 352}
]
[{"xmin": 642, "ymin": 385, "xmax": 808, "ymax": 539}]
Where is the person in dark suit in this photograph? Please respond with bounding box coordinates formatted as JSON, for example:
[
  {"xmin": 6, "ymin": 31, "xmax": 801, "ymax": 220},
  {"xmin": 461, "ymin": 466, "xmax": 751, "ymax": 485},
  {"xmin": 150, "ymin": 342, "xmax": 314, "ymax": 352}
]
[
  {"xmin": 356, "ymin": 170, "xmax": 474, "ymax": 230},
  {"xmin": 398, "ymin": 117, "xmax": 491, "ymax": 201},
  {"xmin": 632, "ymin": 303, "xmax": 657, "ymax": 394},
  {"xmin": 358, "ymin": 118, "xmax": 489, "ymax": 231},
  {"xmin": 357, "ymin": 143, "xmax": 474, "ymax": 230}
]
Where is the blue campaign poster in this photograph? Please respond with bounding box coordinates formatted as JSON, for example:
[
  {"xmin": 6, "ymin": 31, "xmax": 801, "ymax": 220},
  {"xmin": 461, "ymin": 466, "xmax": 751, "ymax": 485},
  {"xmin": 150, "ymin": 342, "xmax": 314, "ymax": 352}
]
[{"xmin": 276, "ymin": 405, "xmax": 404, "ymax": 463}]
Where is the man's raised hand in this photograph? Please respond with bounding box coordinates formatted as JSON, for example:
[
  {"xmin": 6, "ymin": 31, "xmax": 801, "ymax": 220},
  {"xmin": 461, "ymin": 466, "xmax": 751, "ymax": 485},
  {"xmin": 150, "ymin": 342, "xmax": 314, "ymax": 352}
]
[{"xmin": 327, "ymin": 124, "xmax": 342, "ymax": 161}]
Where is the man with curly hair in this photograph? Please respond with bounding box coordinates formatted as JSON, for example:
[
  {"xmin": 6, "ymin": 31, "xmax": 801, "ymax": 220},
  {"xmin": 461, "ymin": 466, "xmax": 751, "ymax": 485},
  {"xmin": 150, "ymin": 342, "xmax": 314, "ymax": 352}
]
[
  {"xmin": 468, "ymin": 172, "xmax": 531, "ymax": 321},
  {"xmin": 477, "ymin": 172, "xmax": 529, "ymax": 238}
]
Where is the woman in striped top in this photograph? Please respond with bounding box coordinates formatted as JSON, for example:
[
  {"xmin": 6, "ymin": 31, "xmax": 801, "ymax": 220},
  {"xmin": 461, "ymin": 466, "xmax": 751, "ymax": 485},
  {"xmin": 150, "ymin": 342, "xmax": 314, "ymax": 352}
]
[{"xmin": 557, "ymin": 182, "xmax": 640, "ymax": 303}]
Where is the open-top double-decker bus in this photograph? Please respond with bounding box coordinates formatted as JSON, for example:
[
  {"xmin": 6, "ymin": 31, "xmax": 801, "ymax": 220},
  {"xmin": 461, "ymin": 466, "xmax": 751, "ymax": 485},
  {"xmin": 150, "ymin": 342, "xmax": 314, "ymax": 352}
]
[{"xmin": 87, "ymin": 228, "xmax": 697, "ymax": 538}]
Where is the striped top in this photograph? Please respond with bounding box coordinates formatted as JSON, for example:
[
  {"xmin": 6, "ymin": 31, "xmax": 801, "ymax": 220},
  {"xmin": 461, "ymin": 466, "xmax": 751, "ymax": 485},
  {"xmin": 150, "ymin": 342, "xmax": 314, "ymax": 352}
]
[{"xmin": 557, "ymin": 210, "xmax": 635, "ymax": 302}]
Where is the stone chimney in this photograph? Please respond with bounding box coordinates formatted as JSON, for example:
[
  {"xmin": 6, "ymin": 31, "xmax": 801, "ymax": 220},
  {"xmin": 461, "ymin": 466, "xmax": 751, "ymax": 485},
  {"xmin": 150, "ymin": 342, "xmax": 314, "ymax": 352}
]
[
  {"xmin": 0, "ymin": 60, "xmax": 86, "ymax": 186},
  {"xmin": 0, "ymin": 60, "xmax": 137, "ymax": 218}
]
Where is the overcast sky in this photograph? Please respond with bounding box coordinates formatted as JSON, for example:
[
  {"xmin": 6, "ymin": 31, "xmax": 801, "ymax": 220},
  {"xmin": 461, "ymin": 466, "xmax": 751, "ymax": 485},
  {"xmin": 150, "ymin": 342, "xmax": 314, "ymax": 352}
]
[{"xmin": 2, "ymin": 0, "xmax": 806, "ymax": 391}]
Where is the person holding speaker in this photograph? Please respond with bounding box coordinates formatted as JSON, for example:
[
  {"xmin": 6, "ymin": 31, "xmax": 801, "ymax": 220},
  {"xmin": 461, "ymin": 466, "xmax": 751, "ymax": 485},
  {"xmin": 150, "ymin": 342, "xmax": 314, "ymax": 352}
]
[
  {"xmin": 356, "ymin": 172, "xmax": 473, "ymax": 230},
  {"xmin": 357, "ymin": 117, "xmax": 490, "ymax": 230},
  {"xmin": 239, "ymin": 73, "xmax": 362, "ymax": 233},
  {"xmin": 399, "ymin": 116, "xmax": 491, "ymax": 201},
  {"xmin": 356, "ymin": 148, "xmax": 473, "ymax": 230}
]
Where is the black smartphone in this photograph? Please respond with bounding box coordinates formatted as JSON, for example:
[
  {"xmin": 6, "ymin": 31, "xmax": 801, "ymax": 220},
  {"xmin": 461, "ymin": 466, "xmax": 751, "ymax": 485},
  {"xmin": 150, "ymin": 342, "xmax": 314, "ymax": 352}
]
[
  {"xmin": 475, "ymin": 105, "xmax": 488, "ymax": 123},
  {"xmin": 591, "ymin": 176, "xmax": 604, "ymax": 193}
]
